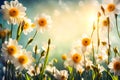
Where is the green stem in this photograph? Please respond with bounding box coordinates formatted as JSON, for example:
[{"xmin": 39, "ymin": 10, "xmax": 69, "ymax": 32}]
[
  {"xmin": 10, "ymin": 24, "xmax": 13, "ymax": 38},
  {"xmin": 107, "ymin": 17, "xmax": 110, "ymax": 80},
  {"xmin": 115, "ymin": 14, "xmax": 120, "ymax": 39},
  {"xmin": 40, "ymin": 39, "xmax": 51, "ymax": 79},
  {"xmin": 91, "ymin": 23, "xmax": 96, "ymax": 65},
  {"xmin": 25, "ymin": 30, "xmax": 37, "ymax": 49},
  {"xmin": 96, "ymin": 17, "xmax": 100, "ymax": 55}
]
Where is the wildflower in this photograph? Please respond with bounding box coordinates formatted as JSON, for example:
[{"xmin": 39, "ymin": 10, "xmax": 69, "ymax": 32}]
[
  {"xmin": 13, "ymin": 49, "xmax": 33, "ymax": 70},
  {"xmin": 1, "ymin": 0, "xmax": 26, "ymax": 24},
  {"xmin": 27, "ymin": 64, "xmax": 41, "ymax": 76},
  {"xmin": 1, "ymin": 38, "xmax": 22, "ymax": 61},
  {"xmin": 23, "ymin": 18, "xmax": 34, "ymax": 35},
  {"xmin": 64, "ymin": 50, "xmax": 84, "ymax": 71},
  {"xmin": 102, "ymin": 0, "xmax": 120, "ymax": 14},
  {"xmin": 34, "ymin": 13, "xmax": 52, "ymax": 33},
  {"xmin": 54, "ymin": 70, "xmax": 68, "ymax": 80},
  {"xmin": 108, "ymin": 57, "xmax": 120, "ymax": 76}
]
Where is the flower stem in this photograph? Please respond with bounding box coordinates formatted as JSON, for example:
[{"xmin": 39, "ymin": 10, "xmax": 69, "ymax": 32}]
[
  {"xmin": 25, "ymin": 30, "xmax": 37, "ymax": 49},
  {"xmin": 91, "ymin": 23, "xmax": 96, "ymax": 65},
  {"xmin": 107, "ymin": 17, "xmax": 110, "ymax": 80},
  {"xmin": 96, "ymin": 16, "xmax": 100, "ymax": 55},
  {"xmin": 115, "ymin": 14, "xmax": 120, "ymax": 39},
  {"xmin": 40, "ymin": 39, "xmax": 51, "ymax": 79},
  {"xmin": 10, "ymin": 24, "xmax": 13, "ymax": 38}
]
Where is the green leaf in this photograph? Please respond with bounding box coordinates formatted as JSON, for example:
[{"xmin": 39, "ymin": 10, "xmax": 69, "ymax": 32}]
[
  {"xmin": 66, "ymin": 66, "xmax": 73, "ymax": 74},
  {"xmin": 25, "ymin": 74, "xmax": 31, "ymax": 80},
  {"xmin": 113, "ymin": 76, "xmax": 118, "ymax": 80}
]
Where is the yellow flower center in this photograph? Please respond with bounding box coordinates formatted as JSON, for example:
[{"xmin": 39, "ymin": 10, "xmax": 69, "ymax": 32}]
[
  {"xmin": 38, "ymin": 18, "xmax": 47, "ymax": 27},
  {"xmin": 9, "ymin": 8, "xmax": 19, "ymax": 17},
  {"xmin": 23, "ymin": 23, "xmax": 30, "ymax": 30},
  {"xmin": 82, "ymin": 38, "xmax": 91, "ymax": 47},
  {"xmin": 7, "ymin": 45, "xmax": 17, "ymax": 56},
  {"xmin": 18, "ymin": 55, "xmax": 28, "ymax": 65},
  {"xmin": 107, "ymin": 3, "xmax": 116, "ymax": 12},
  {"xmin": 102, "ymin": 19, "xmax": 109, "ymax": 27},
  {"xmin": 113, "ymin": 61, "xmax": 120, "ymax": 71},
  {"xmin": 62, "ymin": 54, "xmax": 67, "ymax": 60},
  {"xmin": 98, "ymin": 55, "xmax": 103, "ymax": 60},
  {"xmin": 61, "ymin": 75, "xmax": 66, "ymax": 80},
  {"xmin": 72, "ymin": 53, "xmax": 82, "ymax": 63}
]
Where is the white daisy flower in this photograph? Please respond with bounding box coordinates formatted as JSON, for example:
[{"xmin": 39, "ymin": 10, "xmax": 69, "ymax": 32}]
[
  {"xmin": 64, "ymin": 50, "xmax": 84, "ymax": 71},
  {"xmin": 13, "ymin": 49, "xmax": 34, "ymax": 71},
  {"xmin": 102, "ymin": 0, "xmax": 120, "ymax": 14},
  {"xmin": 99, "ymin": 15, "xmax": 114, "ymax": 34},
  {"xmin": 72, "ymin": 34, "xmax": 92, "ymax": 54},
  {"xmin": 46, "ymin": 65, "xmax": 57, "ymax": 74},
  {"xmin": 95, "ymin": 51, "xmax": 108, "ymax": 63},
  {"xmin": 34, "ymin": 13, "xmax": 52, "ymax": 33},
  {"xmin": 1, "ymin": 0, "xmax": 26, "ymax": 24},
  {"xmin": 54, "ymin": 69, "xmax": 68, "ymax": 80},
  {"xmin": 1, "ymin": 38, "xmax": 22, "ymax": 61},
  {"xmin": 22, "ymin": 18, "xmax": 35, "ymax": 35},
  {"xmin": 108, "ymin": 57, "xmax": 120, "ymax": 76},
  {"xmin": 85, "ymin": 59, "xmax": 93, "ymax": 71},
  {"xmin": 27, "ymin": 64, "xmax": 41, "ymax": 76}
]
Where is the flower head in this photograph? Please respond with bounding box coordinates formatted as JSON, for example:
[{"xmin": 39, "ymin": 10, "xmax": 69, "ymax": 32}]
[
  {"xmin": 102, "ymin": 0, "xmax": 120, "ymax": 14},
  {"xmin": 23, "ymin": 18, "xmax": 34, "ymax": 35},
  {"xmin": 1, "ymin": 38, "xmax": 22, "ymax": 61},
  {"xmin": 64, "ymin": 50, "xmax": 84, "ymax": 71},
  {"xmin": 35, "ymin": 13, "xmax": 52, "ymax": 32},
  {"xmin": 108, "ymin": 57, "xmax": 120, "ymax": 76},
  {"xmin": 1, "ymin": 0, "xmax": 26, "ymax": 24},
  {"xmin": 13, "ymin": 49, "xmax": 33, "ymax": 70},
  {"xmin": 54, "ymin": 70, "xmax": 68, "ymax": 80}
]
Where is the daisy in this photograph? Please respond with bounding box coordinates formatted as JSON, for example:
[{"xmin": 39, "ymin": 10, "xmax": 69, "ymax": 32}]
[
  {"xmin": 102, "ymin": 0, "xmax": 120, "ymax": 15},
  {"xmin": 34, "ymin": 13, "xmax": 52, "ymax": 33},
  {"xmin": 108, "ymin": 57, "xmax": 120, "ymax": 76},
  {"xmin": 13, "ymin": 49, "xmax": 34, "ymax": 70},
  {"xmin": 54, "ymin": 70, "xmax": 68, "ymax": 80},
  {"xmin": 95, "ymin": 51, "xmax": 108, "ymax": 63},
  {"xmin": 1, "ymin": 38, "xmax": 22, "ymax": 61},
  {"xmin": 1, "ymin": 0, "xmax": 26, "ymax": 24},
  {"xmin": 27, "ymin": 64, "xmax": 41, "ymax": 76},
  {"xmin": 72, "ymin": 35, "xmax": 92, "ymax": 54},
  {"xmin": 85, "ymin": 59, "xmax": 93, "ymax": 71},
  {"xmin": 64, "ymin": 50, "xmax": 84, "ymax": 71},
  {"xmin": 22, "ymin": 18, "xmax": 35, "ymax": 35}
]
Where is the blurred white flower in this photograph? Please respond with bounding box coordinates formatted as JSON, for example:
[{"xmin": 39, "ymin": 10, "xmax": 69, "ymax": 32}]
[
  {"xmin": 34, "ymin": 13, "xmax": 52, "ymax": 33},
  {"xmin": 54, "ymin": 69, "xmax": 68, "ymax": 80},
  {"xmin": 1, "ymin": 38, "xmax": 22, "ymax": 61},
  {"xmin": 95, "ymin": 51, "xmax": 108, "ymax": 63},
  {"xmin": 108, "ymin": 57, "xmax": 120, "ymax": 76},
  {"xmin": 1, "ymin": 0, "xmax": 26, "ymax": 24},
  {"xmin": 23, "ymin": 18, "xmax": 35, "ymax": 35},
  {"xmin": 72, "ymin": 34, "xmax": 92, "ymax": 54},
  {"xmin": 64, "ymin": 50, "xmax": 84, "ymax": 71},
  {"xmin": 27, "ymin": 64, "xmax": 41, "ymax": 76},
  {"xmin": 102, "ymin": 0, "xmax": 120, "ymax": 15},
  {"xmin": 13, "ymin": 49, "xmax": 34, "ymax": 71}
]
